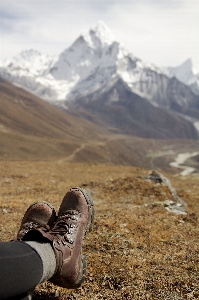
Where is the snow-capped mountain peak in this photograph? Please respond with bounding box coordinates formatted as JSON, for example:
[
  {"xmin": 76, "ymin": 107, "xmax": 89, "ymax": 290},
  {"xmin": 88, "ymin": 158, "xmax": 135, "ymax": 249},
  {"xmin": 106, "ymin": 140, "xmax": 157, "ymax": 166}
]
[
  {"xmin": 88, "ymin": 21, "xmax": 116, "ymax": 48},
  {"xmin": 68, "ymin": 21, "xmax": 116, "ymax": 53},
  {"xmin": 162, "ymin": 58, "xmax": 199, "ymax": 95},
  {"xmin": 3, "ymin": 49, "xmax": 56, "ymax": 77},
  {"xmin": 180, "ymin": 58, "xmax": 198, "ymax": 75},
  {"xmin": 0, "ymin": 21, "xmax": 198, "ymax": 105},
  {"xmin": 46, "ymin": 23, "xmax": 121, "ymax": 91},
  {"xmin": 164, "ymin": 58, "xmax": 194, "ymax": 82}
]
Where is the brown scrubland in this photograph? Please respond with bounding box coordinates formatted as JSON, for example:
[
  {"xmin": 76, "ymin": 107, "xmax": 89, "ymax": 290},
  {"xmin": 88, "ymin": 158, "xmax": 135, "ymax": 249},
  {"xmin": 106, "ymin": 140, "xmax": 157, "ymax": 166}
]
[{"xmin": 0, "ymin": 160, "xmax": 199, "ymax": 300}]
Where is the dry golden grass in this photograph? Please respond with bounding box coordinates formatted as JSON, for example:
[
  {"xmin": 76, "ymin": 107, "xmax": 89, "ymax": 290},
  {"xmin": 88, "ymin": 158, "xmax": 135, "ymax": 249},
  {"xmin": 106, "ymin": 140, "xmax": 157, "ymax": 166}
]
[{"xmin": 0, "ymin": 161, "xmax": 199, "ymax": 299}]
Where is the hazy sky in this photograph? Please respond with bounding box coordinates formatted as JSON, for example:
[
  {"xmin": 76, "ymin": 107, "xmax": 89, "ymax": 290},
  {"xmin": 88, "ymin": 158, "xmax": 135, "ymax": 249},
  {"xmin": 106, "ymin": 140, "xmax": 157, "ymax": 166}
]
[{"xmin": 0, "ymin": 0, "xmax": 199, "ymax": 68}]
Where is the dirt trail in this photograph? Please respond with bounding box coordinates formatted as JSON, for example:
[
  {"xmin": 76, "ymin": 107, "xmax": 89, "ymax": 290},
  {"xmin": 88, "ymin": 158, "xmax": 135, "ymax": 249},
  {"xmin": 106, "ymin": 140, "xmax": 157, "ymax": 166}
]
[
  {"xmin": 58, "ymin": 143, "xmax": 86, "ymax": 163},
  {"xmin": 58, "ymin": 140, "xmax": 106, "ymax": 163},
  {"xmin": 58, "ymin": 134, "xmax": 137, "ymax": 163}
]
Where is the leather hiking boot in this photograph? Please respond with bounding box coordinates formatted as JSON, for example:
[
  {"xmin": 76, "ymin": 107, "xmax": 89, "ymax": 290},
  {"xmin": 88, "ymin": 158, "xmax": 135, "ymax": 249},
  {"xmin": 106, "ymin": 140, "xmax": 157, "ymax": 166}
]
[
  {"xmin": 17, "ymin": 201, "xmax": 56, "ymax": 241},
  {"xmin": 38, "ymin": 187, "xmax": 94, "ymax": 288}
]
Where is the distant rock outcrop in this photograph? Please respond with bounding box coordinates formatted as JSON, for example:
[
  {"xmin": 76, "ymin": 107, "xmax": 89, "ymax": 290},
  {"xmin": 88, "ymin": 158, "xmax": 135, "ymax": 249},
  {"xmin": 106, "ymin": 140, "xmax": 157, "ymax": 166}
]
[{"xmin": 143, "ymin": 170, "xmax": 187, "ymax": 214}]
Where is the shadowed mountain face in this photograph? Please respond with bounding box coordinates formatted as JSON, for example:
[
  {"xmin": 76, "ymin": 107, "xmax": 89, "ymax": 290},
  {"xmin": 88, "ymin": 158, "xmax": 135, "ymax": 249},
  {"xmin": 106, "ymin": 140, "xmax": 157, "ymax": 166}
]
[
  {"xmin": 166, "ymin": 77, "xmax": 199, "ymax": 110},
  {"xmin": 69, "ymin": 78, "xmax": 199, "ymax": 140}
]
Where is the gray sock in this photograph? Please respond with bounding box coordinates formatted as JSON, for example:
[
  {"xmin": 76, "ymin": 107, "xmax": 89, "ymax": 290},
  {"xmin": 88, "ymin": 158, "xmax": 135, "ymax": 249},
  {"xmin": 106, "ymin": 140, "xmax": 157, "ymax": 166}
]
[{"xmin": 25, "ymin": 241, "xmax": 56, "ymax": 283}]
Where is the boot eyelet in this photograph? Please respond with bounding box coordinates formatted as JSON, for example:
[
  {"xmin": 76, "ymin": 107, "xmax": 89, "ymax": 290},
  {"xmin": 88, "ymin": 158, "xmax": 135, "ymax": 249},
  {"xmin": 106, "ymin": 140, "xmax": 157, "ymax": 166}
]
[
  {"xmin": 71, "ymin": 211, "xmax": 78, "ymax": 215},
  {"xmin": 70, "ymin": 224, "xmax": 76, "ymax": 228},
  {"xmin": 64, "ymin": 236, "xmax": 74, "ymax": 244}
]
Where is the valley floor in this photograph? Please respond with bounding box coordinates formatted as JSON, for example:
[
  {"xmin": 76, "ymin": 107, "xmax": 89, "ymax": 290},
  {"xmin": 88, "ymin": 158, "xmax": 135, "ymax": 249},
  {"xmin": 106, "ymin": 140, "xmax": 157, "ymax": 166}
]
[{"xmin": 0, "ymin": 161, "xmax": 199, "ymax": 299}]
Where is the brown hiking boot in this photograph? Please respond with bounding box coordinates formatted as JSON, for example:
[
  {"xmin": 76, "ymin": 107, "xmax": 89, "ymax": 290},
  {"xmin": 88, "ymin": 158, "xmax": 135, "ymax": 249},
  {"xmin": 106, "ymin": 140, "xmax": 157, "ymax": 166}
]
[
  {"xmin": 38, "ymin": 187, "xmax": 94, "ymax": 288},
  {"xmin": 17, "ymin": 201, "xmax": 56, "ymax": 241}
]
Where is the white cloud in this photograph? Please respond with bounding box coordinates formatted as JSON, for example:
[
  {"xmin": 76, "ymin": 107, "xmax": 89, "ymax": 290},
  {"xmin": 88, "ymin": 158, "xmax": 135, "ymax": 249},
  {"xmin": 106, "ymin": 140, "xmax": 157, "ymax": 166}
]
[
  {"xmin": 105, "ymin": 0, "xmax": 199, "ymax": 67},
  {"xmin": 0, "ymin": 0, "xmax": 199, "ymax": 68}
]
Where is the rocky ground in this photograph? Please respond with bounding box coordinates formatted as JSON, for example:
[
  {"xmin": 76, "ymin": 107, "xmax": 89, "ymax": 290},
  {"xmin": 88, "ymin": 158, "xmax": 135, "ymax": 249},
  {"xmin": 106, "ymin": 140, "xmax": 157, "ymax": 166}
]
[{"xmin": 0, "ymin": 161, "xmax": 199, "ymax": 299}]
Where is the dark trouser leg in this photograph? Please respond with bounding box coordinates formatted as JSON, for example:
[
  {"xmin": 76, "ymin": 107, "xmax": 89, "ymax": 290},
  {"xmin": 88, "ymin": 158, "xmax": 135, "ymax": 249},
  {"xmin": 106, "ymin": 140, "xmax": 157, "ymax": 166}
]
[
  {"xmin": 0, "ymin": 241, "xmax": 43, "ymax": 300},
  {"xmin": 5, "ymin": 293, "xmax": 32, "ymax": 300}
]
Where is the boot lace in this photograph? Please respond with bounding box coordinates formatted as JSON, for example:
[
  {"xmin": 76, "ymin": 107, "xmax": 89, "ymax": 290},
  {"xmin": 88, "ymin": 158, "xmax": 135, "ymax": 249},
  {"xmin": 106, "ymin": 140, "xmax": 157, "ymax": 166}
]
[
  {"xmin": 22, "ymin": 222, "xmax": 50, "ymax": 234},
  {"xmin": 50, "ymin": 210, "xmax": 79, "ymax": 245}
]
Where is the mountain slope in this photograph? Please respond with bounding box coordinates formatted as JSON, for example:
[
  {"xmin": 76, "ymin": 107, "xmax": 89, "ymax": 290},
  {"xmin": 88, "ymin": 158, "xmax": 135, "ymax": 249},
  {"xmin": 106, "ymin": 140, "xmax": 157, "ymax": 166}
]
[
  {"xmin": 0, "ymin": 78, "xmax": 112, "ymax": 160},
  {"xmin": 70, "ymin": 77, "xmax": 199, "ymax": 139},
  {"xmin": 0, "ymin": 77, "xmax": 100, "ymax": 139}
]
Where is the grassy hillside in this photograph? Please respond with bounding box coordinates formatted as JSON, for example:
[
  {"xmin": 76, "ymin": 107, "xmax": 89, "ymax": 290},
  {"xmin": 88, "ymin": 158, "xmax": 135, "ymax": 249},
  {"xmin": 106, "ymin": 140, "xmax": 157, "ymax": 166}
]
[
  {"xmin": 0, "ymin": 161, "xmax": 199, "ymax": 299},
  {"xmin": 0, "ymin": 78, "xmax": 102, "ymax": 139},
  {"xmin": 1, "ymin": 78, "xmax": 199, "ymax": 174}
]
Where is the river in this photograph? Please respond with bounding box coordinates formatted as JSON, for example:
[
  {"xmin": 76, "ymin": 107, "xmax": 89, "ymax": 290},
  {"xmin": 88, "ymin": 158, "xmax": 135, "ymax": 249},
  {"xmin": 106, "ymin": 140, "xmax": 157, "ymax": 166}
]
[{"xmin": 170, "ymin": 152, "xmax": 199, "ymax": 176}]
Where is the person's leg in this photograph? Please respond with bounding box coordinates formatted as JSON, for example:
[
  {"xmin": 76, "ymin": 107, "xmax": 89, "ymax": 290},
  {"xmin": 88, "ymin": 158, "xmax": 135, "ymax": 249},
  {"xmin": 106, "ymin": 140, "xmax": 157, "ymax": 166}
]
[
  {"xmin": 0, "ymin": 241, "xmax": 42, "ymax": 300},
  {"xmin": 0, "ymin": 240, "xmax": 57, "ymax": 300},
  {"xmin": 10, "ymin": 294, "xmax": 32, "ymax": 300}
]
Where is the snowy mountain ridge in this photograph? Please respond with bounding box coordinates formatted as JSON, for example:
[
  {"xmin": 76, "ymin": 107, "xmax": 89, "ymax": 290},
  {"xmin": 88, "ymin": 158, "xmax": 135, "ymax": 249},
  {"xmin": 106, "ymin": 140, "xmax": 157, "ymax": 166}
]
[
  {"xmin": 3, "ymin": 49, "xmax": 56, "ymax": 77},
  {"xmin": 1, "ymin": 21, "xmax": 199, "ymax": 140},
  {"xmin": 0, "ymin": 21, "xmax": 165, "ymax": 104},
  {"xmin": 0, "ymin": 21, "xmax": 199, "ymax": 110},
  {"xmin": 162, "ymin": 58, "xmax": 199, "ymax": 95}
]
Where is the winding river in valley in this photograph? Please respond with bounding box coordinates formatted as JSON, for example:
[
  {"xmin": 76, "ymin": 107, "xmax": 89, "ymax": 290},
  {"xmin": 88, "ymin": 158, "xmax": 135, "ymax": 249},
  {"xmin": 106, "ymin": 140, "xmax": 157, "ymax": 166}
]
[{"xmin": 170, "ymin": 152, "xmax": 199, "ymax": 176}]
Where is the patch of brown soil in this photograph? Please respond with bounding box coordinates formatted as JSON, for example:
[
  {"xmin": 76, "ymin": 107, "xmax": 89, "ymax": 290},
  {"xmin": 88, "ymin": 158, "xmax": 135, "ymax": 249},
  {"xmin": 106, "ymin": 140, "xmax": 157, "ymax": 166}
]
[{"xmin": 0, "ymin": 161, "xmax": 199, "ymax": 299}]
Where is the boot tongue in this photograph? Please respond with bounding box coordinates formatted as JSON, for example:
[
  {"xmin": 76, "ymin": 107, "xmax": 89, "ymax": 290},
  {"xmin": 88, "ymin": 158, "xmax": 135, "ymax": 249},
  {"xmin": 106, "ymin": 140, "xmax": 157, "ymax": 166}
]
[{"xmin": 22, "ymin": 227, "xmax": 51, "ymax": 242}]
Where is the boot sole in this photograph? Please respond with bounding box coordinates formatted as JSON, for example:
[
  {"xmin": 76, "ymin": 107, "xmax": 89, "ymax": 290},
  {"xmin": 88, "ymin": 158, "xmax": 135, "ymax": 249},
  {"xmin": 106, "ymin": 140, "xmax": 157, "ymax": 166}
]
[
  {"xmin": 69, "ymin": 187, "xmax": 94, "ymax": 288},
  {"xmin": 74, "ymin": 255, "xmax": 87, "ymax": 288},
  {"xmin": 71, "ymin": 187, "xmax": 94, "ymax": 235}
]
